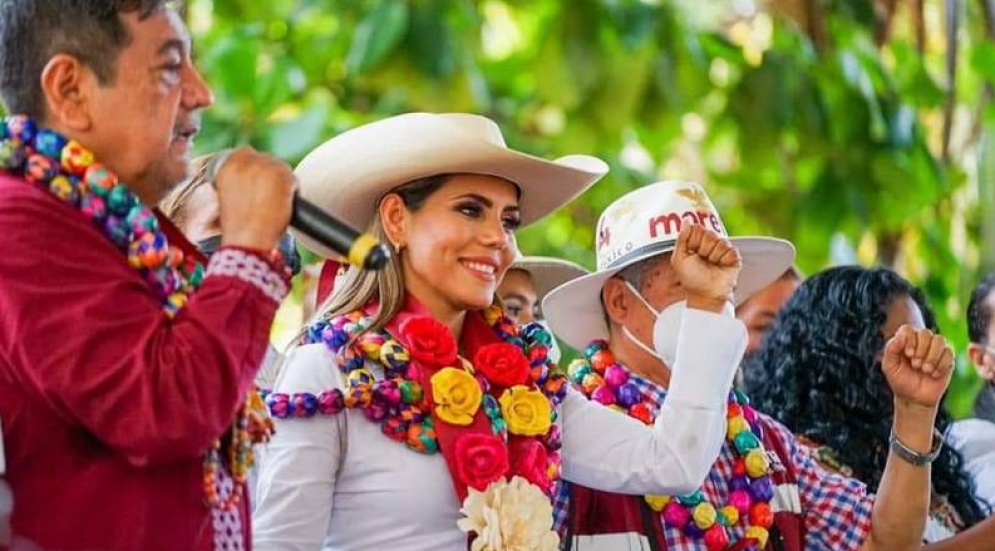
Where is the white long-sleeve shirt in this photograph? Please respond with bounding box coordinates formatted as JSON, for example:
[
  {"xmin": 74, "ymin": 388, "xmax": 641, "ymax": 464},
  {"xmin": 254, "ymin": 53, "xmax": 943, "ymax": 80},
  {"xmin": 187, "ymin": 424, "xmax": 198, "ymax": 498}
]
[
  {"xmin": 948, "ymin": 417, "xmax": 995, "ymax": 510},
  {"xmin": 252, "ymin": 308, "xmax": 746, "ymax": 551}
]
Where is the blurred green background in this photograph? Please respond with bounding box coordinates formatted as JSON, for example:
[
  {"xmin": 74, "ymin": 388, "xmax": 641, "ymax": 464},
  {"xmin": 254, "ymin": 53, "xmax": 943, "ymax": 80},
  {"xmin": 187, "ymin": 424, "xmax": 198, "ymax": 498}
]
[{"xmin": 182, "ymin": 0, "xmax": 995, "ymax": 416}]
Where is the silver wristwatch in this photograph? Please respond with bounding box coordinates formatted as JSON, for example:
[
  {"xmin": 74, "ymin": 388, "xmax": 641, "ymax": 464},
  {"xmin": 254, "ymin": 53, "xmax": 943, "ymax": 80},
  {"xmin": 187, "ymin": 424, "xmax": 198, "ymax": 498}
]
[{"xmin": 888, "ymin": 428, "xmax": 944, "ymax": 467}]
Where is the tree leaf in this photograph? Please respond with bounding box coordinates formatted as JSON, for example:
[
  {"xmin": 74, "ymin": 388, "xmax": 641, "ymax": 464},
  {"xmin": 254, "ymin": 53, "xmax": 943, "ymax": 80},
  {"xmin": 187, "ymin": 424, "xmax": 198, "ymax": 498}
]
[
  {"xmin": 263, "ymin": 92, "xmax": 334, "ymax": 161},
  {"xmin": 346, "ymin": 1, "xmax": 410, "ymax": 74}
]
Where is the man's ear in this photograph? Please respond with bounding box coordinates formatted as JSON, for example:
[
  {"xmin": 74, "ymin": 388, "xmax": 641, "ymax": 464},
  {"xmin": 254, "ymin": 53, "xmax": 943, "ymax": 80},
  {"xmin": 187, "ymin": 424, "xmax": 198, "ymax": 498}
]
[
  {"xmin": 602, "ymin": 277, "xmax": 632, "ymax": 327},
  {"xmin": 378, "ymin": 193, "xmax": 408, "ymax": 252},
  {"xmin": 39, "ymin": 54, "xmax": 96, "ymax": 132},
  {"xmin": 968, "ymin": 343, "xmax": 995, "ymax": 381}
]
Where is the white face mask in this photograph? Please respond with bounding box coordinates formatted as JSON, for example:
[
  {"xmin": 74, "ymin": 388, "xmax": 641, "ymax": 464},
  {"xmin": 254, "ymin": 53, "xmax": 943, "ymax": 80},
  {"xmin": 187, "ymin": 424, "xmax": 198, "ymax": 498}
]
[
  {"xmin": 536, "ymin": 319, "xmax": 562, "ymax": 365},
  {"xmin": 621, "ymin": 281, "xmax": 685, "ymax": 369}
]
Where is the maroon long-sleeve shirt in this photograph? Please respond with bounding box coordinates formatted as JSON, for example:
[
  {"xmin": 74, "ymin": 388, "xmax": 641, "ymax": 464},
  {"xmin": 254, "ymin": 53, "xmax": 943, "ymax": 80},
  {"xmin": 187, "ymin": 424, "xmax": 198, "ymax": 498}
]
[{"xmin": 0, "ymin": 172, "xmax": 283, "ymax": 550}]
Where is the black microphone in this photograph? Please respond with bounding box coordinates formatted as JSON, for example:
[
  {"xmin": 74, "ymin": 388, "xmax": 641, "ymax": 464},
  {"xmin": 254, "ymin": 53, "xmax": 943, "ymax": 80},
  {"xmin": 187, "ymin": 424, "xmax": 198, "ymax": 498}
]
[
  {"xmin": 205, "ymin": 150, "xmax": 391, "ymax": 270},
  {"xmin": 291, "ymin": 193, "xmax": 391, "ymax": 270}
]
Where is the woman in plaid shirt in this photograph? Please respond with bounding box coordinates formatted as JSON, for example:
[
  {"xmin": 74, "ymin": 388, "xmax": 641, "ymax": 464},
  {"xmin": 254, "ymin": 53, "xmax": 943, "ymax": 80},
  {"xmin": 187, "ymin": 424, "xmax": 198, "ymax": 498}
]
[{"xmin": 745, "ymin": 266, "xmax": 995, "ymax": 547}]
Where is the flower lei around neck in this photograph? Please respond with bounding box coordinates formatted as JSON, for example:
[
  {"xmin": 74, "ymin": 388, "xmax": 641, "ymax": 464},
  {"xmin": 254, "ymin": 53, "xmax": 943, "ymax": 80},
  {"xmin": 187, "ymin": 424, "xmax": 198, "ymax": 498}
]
[
  {"xmin": 265, "ymin": 305, "xmax": 567, "ymax": 547},
  {"xmin": 568, "ymin": 340, "xmax": 776, "ymax": 551},
  {"xmin": 0, "ymin": 115, "xmax": 272, "ymax": 511}
]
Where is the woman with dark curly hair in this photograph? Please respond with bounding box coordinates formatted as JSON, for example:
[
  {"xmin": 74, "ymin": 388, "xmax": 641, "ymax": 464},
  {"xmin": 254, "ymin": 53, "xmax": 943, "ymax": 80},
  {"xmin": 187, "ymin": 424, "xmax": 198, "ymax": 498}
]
[{"xmin": 744, "ymin": 265, "xmax": 993, "ymax": 545}]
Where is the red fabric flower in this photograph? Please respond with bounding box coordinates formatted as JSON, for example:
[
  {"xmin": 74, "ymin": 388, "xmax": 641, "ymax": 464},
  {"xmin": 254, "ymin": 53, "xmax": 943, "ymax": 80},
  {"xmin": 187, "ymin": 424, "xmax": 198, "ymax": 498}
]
[
  {"xmin": 454, "ymin": 433, "xmax": 510, "ymax": 492},
  {"xmin": 509, "ymin": 437, "xmax": 551, "ymax": 493},
  {"xmin": 400, "ymin": 316, "xmax": 458, "ymax": 368},
  {"xmin": 473, "ymin": 342, "xmax": 530, "ymax": 388}
]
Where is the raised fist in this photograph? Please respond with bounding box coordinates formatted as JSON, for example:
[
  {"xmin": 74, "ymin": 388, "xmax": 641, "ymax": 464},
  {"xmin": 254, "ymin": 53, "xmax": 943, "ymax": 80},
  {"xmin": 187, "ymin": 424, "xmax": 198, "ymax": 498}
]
[
  {"xmin": 670, "ymin": 224, "xmax": 742, "ymax": 304},
  {"xmin": 881, "ymin": 325, "xmax": 955, "ymax": 409}
]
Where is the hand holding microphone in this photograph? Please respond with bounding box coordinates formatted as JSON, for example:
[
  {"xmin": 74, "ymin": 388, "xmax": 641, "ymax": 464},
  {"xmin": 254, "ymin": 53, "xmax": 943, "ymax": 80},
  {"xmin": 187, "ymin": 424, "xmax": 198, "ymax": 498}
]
[
  {"xmin": 209, "ymin": 147, "xmax": 294, "ymax": 254},
  {"xmin": 207, "ymin": 147, "xmax": 390, "ymax": 270}
]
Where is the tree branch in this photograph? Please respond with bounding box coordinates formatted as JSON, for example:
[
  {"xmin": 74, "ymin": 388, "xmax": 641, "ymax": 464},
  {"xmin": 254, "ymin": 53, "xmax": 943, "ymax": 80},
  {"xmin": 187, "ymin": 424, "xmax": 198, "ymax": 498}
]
[
  {"xmin": 875, "ymin": 0, "xmax": 901, "ymax": 47},
  {"xmin": 965, "ymin": 0, "xmax": 995, "ymax": 148},
  {"xmin": 941, "ymin": 0, "xmax": 962, "ymax": 162},
  {"xmin": 806, "ymin": 0, "xmax": 829, "ymax": 52},
  {"xmin": 913, "ymin": 0, "xmax": 927, "ymax": 54},
  {"xmin": 984, "ymin": 0, "xmax": 995, "ymax": 35}
]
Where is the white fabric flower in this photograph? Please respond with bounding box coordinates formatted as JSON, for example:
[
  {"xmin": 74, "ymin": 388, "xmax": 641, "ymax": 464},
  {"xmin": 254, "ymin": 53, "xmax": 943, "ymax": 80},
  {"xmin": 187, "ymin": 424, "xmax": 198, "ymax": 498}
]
[{"xmin": 458, "ymin": 476, "xmax": 559, "ymax": 551}]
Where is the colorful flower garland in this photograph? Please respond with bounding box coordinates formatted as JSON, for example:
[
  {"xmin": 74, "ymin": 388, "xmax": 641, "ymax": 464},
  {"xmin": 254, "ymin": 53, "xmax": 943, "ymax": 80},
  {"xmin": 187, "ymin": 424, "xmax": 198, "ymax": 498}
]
[
  {"xmin": 265, "ymin": 305, "xmax": 568, "ymax": 548},
  {"xmin": 266, "ymin": 305, "xmax": 567, "ymax": 496},
  {"xmin": 568, "ymin": 340, "xmax": 776, "ymax": 551},
  {"xmin": 0, "ymin": 115, "xmax": 272, "ymax": 511},
  {"xmin": 0, "ymin": 115, "xmax": 202, "ymax": 313}
]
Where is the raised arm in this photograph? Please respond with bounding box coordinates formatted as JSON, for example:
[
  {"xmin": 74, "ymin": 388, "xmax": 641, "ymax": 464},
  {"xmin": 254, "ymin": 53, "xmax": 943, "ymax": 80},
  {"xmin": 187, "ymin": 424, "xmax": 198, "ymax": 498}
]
[
  {"xmin": 862, "ymin": 326, "xmax": 957, "ymax": 551},
  {"xmin": 0, "ymin": 148, "xmax": 294, "ymax": 466},
  {"xmin": 559, "ymin": 307, "xmax": 745, "ymax": 495}
]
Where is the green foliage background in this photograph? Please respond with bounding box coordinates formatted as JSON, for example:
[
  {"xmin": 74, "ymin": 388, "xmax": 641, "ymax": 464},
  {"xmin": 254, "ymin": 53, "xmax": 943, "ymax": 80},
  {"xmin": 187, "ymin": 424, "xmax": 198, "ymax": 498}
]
[{"xmin": 185, "ymin": 0, "xmax": 995, "ymax": 416}]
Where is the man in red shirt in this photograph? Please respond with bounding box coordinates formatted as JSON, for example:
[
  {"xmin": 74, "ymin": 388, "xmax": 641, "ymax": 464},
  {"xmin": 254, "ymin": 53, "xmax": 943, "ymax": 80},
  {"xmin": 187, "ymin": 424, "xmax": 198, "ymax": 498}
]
[{"xmin": 0, "ymin": 1, "xmax": 296, "ymax": 549}]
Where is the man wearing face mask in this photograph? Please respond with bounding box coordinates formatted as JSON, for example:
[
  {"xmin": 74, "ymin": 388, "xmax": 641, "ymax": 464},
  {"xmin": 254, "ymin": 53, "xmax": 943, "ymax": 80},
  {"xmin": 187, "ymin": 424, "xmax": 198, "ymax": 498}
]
[
  {"xmin": 497, "ymin": 255, "xmax": 589, "ymax": 364},
  {"xmin": 544, "ymin": 181, "xmax": 957, "ymax": 551},
  {"xmin": 160, "ymin": 154, "xmax": 303, "ymax": 390}
]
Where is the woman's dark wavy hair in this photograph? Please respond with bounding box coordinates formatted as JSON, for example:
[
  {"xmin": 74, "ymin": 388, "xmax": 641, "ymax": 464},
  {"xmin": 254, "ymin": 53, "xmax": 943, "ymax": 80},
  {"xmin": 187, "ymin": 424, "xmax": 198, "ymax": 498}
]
[{"xmin": 744, "ymin": 265, "xmax": 987, "ymax": 528}]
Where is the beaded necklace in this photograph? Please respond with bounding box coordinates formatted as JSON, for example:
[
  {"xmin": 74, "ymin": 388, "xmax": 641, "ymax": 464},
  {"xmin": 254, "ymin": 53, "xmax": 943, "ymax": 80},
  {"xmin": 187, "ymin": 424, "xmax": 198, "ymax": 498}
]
[
  {"xmin": 265, "ymin": 305, "xmax": 567, "ymax": 490},
  {"xmin": 0, "ymin": 115, "xmax": 268, "ymax": 511},
  {"xmin": 568, "ymin": 340, "xmax": 776, "ymax": 550},
  {"xmin": 0, "ymin": 115, "xmax": 202, "ymax": 311}
]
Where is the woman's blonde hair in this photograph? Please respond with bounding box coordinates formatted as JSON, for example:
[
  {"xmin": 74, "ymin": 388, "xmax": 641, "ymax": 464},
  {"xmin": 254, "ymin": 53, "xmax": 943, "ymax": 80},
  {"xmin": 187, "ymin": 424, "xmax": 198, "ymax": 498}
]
[
  {"xmin": 159, "ymin": 154, "xmax": 214, "ymax": 226},
  {"xmin": 290, "ymin": 175, "xmax": 450, "ymax": 346}
]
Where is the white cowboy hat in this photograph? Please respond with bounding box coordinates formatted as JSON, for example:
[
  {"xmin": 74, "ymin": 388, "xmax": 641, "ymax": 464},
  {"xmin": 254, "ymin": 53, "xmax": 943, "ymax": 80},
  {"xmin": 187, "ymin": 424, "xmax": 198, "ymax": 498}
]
[
  {"xmin": 293, "ymin": 112, "xmax": 609, "ymax": 258},
  {"xmin": 508, "ymin": 256, "xmax": 590, "ymax": 304},
  {"xmin": 543, "ymin": 181, "xmax": 796, "ymax": 351}
]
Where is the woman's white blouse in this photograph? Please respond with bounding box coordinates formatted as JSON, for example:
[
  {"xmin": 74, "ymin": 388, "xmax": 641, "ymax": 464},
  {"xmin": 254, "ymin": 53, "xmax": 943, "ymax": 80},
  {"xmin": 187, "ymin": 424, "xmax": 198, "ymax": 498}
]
[{"xmin": 253, "ymin": 308, "xmax": 746, "ymax": 551}]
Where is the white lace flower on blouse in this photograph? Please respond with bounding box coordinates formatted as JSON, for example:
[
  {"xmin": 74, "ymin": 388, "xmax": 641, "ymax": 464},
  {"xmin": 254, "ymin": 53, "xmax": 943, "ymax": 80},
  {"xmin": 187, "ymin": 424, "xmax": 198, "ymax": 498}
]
[{"xmin": 457, "ymin": 476, "xmax": 559, "ymax": 551}]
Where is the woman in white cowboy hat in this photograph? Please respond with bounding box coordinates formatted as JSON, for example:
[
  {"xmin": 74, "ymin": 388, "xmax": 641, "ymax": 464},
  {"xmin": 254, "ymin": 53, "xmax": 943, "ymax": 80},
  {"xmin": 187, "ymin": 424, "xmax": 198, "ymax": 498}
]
[
  {"xmin": 499, "ymin": 256, "xmax": 588, "ymax": 326},
  {"xmin": 498, "ymin": 256, "xmax": 588, "ymax": 364},
  {"xmin": 251, "ymin": 113, "xmax": 749, "ymax": 551}
]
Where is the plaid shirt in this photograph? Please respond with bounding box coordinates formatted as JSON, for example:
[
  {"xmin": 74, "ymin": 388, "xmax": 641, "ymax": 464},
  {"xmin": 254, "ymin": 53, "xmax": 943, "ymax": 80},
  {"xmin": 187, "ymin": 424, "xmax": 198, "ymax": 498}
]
[{"xmin": 552, "ymin": 368, "xmax": 876, "ymax": 550}]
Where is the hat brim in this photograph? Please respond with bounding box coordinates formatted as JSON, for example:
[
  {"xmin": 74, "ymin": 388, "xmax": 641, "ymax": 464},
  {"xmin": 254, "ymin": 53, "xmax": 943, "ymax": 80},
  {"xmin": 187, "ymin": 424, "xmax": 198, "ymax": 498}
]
[
  {"xmin": 508, "ymin": 257, "xmax": 590, "ymax": 303},
  {"xmin": 293, "ymin": 120, "xmax": 607, "ymax": 259},
  {"xmin": 543, "ymin": 237, "xmax": 796, "ymax": 351}
]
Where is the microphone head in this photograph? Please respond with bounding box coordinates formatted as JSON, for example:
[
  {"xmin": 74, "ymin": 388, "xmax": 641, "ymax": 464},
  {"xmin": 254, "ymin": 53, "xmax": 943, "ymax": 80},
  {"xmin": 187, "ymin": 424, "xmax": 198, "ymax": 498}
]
[
  {"xmin": 362, "ymin": 243, "xmax": 392, "ymax": 270},
  {"xmin": 345, "ymin": 232, "xmax": 392, "ymax": 271}
]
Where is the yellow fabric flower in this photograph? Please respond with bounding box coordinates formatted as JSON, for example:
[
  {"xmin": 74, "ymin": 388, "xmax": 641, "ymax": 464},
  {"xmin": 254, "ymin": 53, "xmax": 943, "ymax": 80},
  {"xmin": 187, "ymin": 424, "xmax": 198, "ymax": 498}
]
[
  {"xmin": 719, "ymin": 505, "xmax": 740, "ymax": 525},
  {"xmin": 645, "ymin": 495, "xmax": 670, "ymax": 512},
  {"xmin": 499, "ymin": 386, "xmax": 551, "ymax": 436},
  {"xmin": 431, "ymin": 367, "xmax": 482, "ymax": 426},
  {"xmin": 692, "ymin": 502, "xmax": 717, "ymax": 529},
  {"xmin": 745, "ymin": 448, "xmax": 770, "ymax": 477},
  {"xmin": 726, "ymin": 416, "xmax": 749, "ymax": 440},
  {"xmin": 746, "ymin": 526, "xmax": 770, "ymax": 548}
]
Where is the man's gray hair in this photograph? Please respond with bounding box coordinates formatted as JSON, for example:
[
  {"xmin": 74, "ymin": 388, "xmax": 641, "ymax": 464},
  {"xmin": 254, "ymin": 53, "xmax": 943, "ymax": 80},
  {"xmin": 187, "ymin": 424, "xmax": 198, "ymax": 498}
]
[
  {"xmin": 616, "ymin": 256, "xmax": 663, "ymax": 291},
  {"xmin": 600, "ymin": 255, "xmax": 665, "ymax": 326}
]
